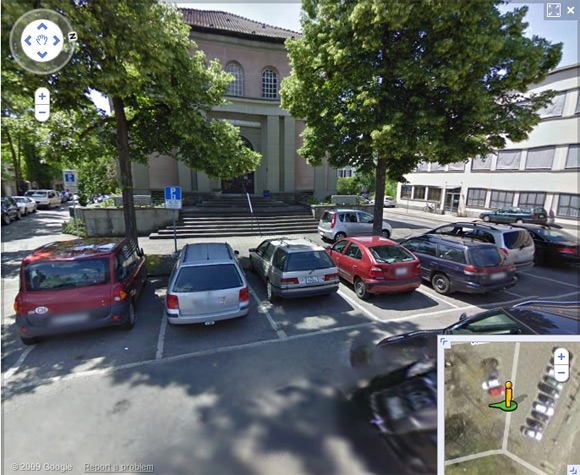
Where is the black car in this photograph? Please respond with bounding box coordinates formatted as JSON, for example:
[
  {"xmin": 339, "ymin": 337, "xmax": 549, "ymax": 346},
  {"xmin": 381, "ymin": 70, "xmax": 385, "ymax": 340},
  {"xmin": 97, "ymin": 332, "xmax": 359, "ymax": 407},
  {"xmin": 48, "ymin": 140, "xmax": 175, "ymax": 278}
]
[
  {"xmin": 512, "ymin": 224, "xmax": 579, "ymax": 266},
  {"xmin": 350, "ymin": 358, "xmax": 437, "ymax": 474},
  {"xmin": 537, "ymin": 382, "xmax": 560, "ymax": 399},
  {"xmin": 1, "ymin": 197, "xmax": 21, "ymax": 225},
  {"xmin": 530, "ymin": 410, "xmax": 550, "ymax": 424},
  {"xmin": 537, "ymin": 393, "xmax": 556, "ymax": 407}
]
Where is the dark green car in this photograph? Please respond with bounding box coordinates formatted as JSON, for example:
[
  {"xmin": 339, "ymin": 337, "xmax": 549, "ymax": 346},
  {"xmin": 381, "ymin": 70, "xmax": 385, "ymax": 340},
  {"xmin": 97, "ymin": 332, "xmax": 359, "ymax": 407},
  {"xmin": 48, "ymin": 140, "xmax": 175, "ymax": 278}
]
[{"xmin": 479, "ymin": 207, "xmax": 548, "ymax": 224}]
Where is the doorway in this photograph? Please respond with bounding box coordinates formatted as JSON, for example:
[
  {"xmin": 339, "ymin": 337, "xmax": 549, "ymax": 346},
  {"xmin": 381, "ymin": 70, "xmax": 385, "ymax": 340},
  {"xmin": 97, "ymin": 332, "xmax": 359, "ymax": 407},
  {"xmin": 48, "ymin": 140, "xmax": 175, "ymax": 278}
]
[
  {"xmin": 221, "ymin": 136, "xmax": 255, "ymax": 194},
  {"xmin": 444, "ymin": 188, "xmax": 461, "ymax": 214}
]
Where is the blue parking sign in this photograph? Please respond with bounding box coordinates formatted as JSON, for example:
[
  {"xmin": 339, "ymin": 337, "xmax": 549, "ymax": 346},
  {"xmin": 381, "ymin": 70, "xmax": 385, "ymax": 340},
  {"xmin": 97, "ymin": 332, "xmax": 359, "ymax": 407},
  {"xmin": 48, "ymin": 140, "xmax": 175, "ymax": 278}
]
[{"xmin": 165, "ymin": 186, "xmax": 182, "ymax": 209}]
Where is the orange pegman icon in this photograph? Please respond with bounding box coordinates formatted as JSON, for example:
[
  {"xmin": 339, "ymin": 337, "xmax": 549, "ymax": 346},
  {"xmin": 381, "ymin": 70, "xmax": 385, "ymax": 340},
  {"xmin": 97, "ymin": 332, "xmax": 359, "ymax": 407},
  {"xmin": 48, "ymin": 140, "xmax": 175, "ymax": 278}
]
[{"xmin": 505, "ymin": 381, "xmax": 513, "ymax": 408}]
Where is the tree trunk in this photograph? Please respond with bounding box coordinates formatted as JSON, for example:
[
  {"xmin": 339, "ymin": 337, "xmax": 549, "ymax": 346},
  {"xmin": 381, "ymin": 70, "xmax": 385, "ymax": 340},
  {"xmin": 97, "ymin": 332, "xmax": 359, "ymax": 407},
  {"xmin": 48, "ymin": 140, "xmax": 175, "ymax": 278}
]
[
  {"xmin": 4, "ymin": 128, "xmax": 24, "ymax": 194},
  {"xmin": 372, "ymin": 157, "xmax": 387, "ymax": 235},
  {"xmin": 112, "ymin": 96, "xmax": 138, "ymax": 244}
]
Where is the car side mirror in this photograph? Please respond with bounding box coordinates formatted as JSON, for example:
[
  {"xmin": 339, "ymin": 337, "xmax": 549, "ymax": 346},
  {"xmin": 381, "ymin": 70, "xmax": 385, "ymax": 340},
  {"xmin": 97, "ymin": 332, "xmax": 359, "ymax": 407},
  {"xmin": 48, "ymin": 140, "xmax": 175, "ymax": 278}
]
[
  {"xmin": 325, "ymin": 246, "xmax": 331, "ymax": 251},
  {"xmin": 459, "ymin": 313, "xmax": 467, "ymax": 321},
  {"xmin": 234, "ymin": 250, "xmax": 240, "ymax": 256},
  {"xmin": 249, "ymin": 248, "xmax": 256, "ymax": 253}
]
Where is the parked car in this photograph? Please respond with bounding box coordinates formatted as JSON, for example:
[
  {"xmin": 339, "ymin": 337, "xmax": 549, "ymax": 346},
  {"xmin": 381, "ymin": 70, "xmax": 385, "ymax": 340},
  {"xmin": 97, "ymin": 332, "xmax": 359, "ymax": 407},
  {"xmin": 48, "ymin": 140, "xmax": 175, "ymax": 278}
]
[
  {"xmin": 165, "ymin": 243, "xmax": 249, "ymax": 324},
  {"xmin": 532, "ymin": 401, "xmax": 555, "ymax": 416},
  {"xmin": 1, "ymin": 196, "xmax": 21, "ymax": 224},
  {"xmin": 480, "ymin": 207, "xmax": 548, "ymax": 225},
  {"xmin": 511, "ymin": 224, "xmax": 579, "ymax": 266},
  {"xmin": 542, "ymin": 375, "xmax": 565, "ymax": 391},
  {"xmin": 325, "ymin": 236, "xmax": 421, "ymax": 299},
  {"xmin": 249, "ymin": 238, "xmax": 339, "ymax": 302},
  {"xmin": 24, "ymin": 189, "xmax": 61, "ymax": 209},
  {"xmin": 318, "ymin": 209, "xmax": 393, "ymax": 241},
  {"xmin": 537, "ymin": 382, "xmax": 560, "ymax": 399},
  {"xmin": 521, "ymin": 426, "xmax": 543, "ymax": 441},
  {"xmin": 424, "ymin": 222, "xmax": 535, "ymax": 272},
  {"xmin": 13, "ymin": 196, "xmax": 37, "ymax": 215},
  {"xmin": 14, "ymin": 238, "xmax": 147, "ymax": 345},
  {"xmin": 400, "ymin": 234, "xmax": 516, "ymax": 295},
  {"xmin": 537, "ymin": 393, "xmax": 556, "ymax": 407},
  {"xmin": 530, "ymin": 410, "xmax": 550, "ymax": 424},
  {"xmin": 369, "ymin": 196, "xmax": 397, "ymax": 207}
]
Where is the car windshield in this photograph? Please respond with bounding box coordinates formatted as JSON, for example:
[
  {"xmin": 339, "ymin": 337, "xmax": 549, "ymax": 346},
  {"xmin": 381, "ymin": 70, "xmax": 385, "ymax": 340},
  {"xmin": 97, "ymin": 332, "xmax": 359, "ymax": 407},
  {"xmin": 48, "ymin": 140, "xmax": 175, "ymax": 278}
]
[
  {"xmin": 26, "ymin": 191, "xmax": 47, "ymax": 197},
  {"xmin": 173, "ymin": 264, "xmax": 242, "ymax": 292},
  {"xmin": 369, "ymin": 245, "xmax": 415, "ymax": 263},
  {"xmin": 504, "ymin": 230, "xmax": 533, "ymax": 249},
  {"xmin": 14, "ymin": 197, "xmax": 26, "ymax": 203},
  {"xmin": 468, "ymin": 247, "xmax": 506, "ymax": 267},
  {"xmin": 285, "ymin": 251, "xmax": 334, "ymax": 271},
  {"xmin": 535, "ymin": 228, "xmax": 575, "ymax": 242},
  {"xmin": 25, "ymin": 258, "xmax": 111, "ymax": 291}
]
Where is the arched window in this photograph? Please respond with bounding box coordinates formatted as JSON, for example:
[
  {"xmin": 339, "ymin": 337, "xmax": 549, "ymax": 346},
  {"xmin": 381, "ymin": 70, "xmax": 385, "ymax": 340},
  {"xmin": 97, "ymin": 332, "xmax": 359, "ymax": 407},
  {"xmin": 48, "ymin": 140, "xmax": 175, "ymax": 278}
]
[
  {"xmin": 261, "ymin": 68, "xmax": 278, "ymax": 99},
  {"xmin": 226, "ymin": 63, "xmax": 244, "ymax": 96}
]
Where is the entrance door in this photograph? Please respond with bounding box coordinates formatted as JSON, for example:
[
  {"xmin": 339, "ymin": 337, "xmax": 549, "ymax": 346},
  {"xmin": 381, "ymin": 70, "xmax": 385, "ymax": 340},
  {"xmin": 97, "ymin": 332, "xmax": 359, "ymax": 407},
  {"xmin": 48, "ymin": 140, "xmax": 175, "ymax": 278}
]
[
  {"xmin": 222, "ymin": 172, "xmax": 255, "ymax": 194},
  {"xmin": 444, "ymin": 189, "xmax": 461, "ymax": 214}
]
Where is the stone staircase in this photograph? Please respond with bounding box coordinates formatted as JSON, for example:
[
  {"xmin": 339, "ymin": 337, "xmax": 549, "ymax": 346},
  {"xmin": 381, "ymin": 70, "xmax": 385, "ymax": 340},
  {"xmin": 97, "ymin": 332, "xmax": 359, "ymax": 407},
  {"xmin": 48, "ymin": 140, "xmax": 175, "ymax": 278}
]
[{"xmin": 148, "ymin": 196, "xmax": 319, "ymax": 239}]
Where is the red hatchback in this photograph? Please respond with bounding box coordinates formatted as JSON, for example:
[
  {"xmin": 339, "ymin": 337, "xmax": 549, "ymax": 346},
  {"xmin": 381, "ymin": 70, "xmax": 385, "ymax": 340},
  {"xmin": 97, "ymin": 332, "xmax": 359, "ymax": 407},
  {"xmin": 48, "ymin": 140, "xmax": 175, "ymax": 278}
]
[
  {"xmin": 326, "ymin": 237, "xmax": 422, "ymax": 299},
  {"xmin": 14, "ymin": 238, "xmax": 147, "ymax": 345}
]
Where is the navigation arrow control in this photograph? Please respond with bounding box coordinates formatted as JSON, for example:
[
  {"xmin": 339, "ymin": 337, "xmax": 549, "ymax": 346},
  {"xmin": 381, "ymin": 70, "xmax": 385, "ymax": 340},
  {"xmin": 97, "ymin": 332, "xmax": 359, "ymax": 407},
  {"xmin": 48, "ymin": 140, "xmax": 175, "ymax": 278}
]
[
  {"xmin": 24, "ymin": 35, "xmax": 32, "ymax": 46},
  {"xmin": 37, "ymin": 22, "xmax": 48, "ymax": 30},
  {"xmin": 53, "ymin": 35, "xmax": 60, "ymax": 46},
  {"xmin": 37, "ymin": 51, "xmax": 47, "ymax": 59}
]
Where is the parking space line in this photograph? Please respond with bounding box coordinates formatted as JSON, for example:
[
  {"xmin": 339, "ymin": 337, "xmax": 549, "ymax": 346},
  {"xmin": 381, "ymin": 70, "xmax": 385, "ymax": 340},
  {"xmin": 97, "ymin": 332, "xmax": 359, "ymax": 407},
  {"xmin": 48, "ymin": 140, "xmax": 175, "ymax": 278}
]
[
  {"xmin": 3, "ymin": 346, "xmax": 35, "ymax": 383},
  {"xmin": 248, "ymin": 284, "xmax": 286, "ymax": 339},
  {"xmin": 416, "ymin": 287, "xmax": 460, "ymax": 308},
  {"xmin": 337, "ymin": 290, "xmax": 383, "ymax": 322},
  {"xmin": 504, "ymin": 290, "xmax": 525, "ymax": 298},
  {"xmin": 521, "ymin": 272, "xmax": 579, "ymax": 288},
  {"xmin": 155, "ymin": 312, "xmax": 168, "ymax": 360},
  {"xmin": 387, "ymin": 305, "xmax": 475, "ymax": 322}
]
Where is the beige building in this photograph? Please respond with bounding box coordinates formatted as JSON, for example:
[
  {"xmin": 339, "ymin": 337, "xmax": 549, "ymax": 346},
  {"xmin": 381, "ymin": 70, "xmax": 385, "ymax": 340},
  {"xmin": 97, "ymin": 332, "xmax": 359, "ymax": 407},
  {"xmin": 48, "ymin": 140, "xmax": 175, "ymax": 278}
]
[
  {"xmin": 131, "ymin": 9, "xmax": 337, "ymax": 202},
  {"xmin": 398, "ymin": 63, "xmax": 580, "ymax": 228}
]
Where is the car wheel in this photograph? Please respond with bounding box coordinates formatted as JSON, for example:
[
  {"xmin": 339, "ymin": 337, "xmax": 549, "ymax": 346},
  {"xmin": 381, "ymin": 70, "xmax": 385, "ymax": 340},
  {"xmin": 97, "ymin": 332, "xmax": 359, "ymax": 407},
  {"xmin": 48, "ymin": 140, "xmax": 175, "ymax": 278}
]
[
  {"xmin": 380, "ymin": 229, "xmax": 391, "ymax": 239},
  {"xmin": 483, "ymin": 215, "xmax": 490, "ymax": 222},
  {"xmin": 515, "ymin": 219, "xmax": 524, "ymax": 224},
  {"xmin": 2, "ymin": 214, "xmax": 10, "ymax": 225},
  {"xmin": 432, "ymin": 273, "xmax": 451, "ymax": 295},
  {"xmin": 266, "ymin": 280, "xmax": 277, "ymax": 303},
  {"xmin": 21, "ymin": 336, "xmax": 39, "ymax": 346},
  {"xmin": 15, "ymin": 211, "xmax": 21, "ymax": 220},
  {"xmin": 354, "ymin": 277, "xmax": 369, "ymax": 300},
  {"xmin": 334, "ymin": 232, "xmax": 347, "ymax": 241},
  {"xmin": 121, "ymin": 302, "xmax": 136, "ymax": 330}
]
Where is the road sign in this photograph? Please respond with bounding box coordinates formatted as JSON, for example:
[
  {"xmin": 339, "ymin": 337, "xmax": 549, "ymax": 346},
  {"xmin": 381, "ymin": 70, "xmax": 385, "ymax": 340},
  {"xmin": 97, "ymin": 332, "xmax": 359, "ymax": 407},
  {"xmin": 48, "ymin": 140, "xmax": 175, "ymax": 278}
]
[
  {"xmin": 165, "ymin": 186, "xmax": 182, "ymax": 210},
  {"xmin": 62, "ymin": 169, "xmax": 78, "ymax": 193}
]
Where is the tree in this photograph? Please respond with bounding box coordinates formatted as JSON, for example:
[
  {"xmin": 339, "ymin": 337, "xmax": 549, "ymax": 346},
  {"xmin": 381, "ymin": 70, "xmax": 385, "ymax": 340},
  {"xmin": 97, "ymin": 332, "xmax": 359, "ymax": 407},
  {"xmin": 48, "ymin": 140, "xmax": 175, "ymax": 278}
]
[
  {"xmin": 2, "ymin": 1, "xmax": 261, "ymax": 242},
  {"xmin": 281, "ymin": 0, "xmax": 561, "ymax": 234}
]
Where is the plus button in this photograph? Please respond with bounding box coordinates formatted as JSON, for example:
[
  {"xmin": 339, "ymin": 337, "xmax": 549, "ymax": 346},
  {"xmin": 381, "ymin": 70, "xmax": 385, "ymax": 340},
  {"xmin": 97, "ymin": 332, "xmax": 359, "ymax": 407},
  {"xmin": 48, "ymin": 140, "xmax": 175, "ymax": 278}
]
[
  {"xmin": 558, "ymin": 353, "xmax": 565, "ymax": 361},
  {"xmin": 39, "ymin": 92, "xmax": 46, "ymax": 100}
]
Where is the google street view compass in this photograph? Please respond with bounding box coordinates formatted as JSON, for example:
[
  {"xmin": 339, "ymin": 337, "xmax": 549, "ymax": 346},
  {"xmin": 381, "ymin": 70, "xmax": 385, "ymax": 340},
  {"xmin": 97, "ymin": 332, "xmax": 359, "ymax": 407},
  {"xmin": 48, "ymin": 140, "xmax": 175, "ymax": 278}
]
[
  {"xmin": 10, "ymin": 9, "xmax": 76, "ymax": 74},
  {"xmin": 489, "ymin": 381, "xmax": 518, "ymax": 412}
]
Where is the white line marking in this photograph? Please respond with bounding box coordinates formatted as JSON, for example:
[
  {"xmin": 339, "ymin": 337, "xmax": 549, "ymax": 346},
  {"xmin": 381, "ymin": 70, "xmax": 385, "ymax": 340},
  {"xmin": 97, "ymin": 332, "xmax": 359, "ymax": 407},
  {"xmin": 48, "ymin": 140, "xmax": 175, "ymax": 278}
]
[
  {"xmin": 155, "ymin": 313, "xmax": 168, "ymax": 360},
  {"xmin": 503, "ymin": 342, "xmax": 520, "ymax": 451},
  {"xmin": 248, "ymin": 283, "xmax": 280, "ymax": 335},
  {"xmin": 3, "ymin": 346, "xmax": 35, "ymax": 382},
  {"xmin": 503, "ymin": 451, "xmax": 547, "ymax": 475},
  {"xmin": 504, "ymin": 290, "xmax": 524, "ymax": 298},
  {"xmin": 388, "ymin": 305, "xmax": 475, "ymax": 322},
  {"xmin": 521, "ymin": 272, "xmax": 579, "ymax": 288},
  {"xmin": 338, "ymin": 290, "xmax": 383, "ymax": 322},
  {"xmin": 416, "ymin": 287, "xmax": 459, "ymax": 308},
  {"xmin": 445, "ymin": 449, "xmax": 503, "ymax": 465}
]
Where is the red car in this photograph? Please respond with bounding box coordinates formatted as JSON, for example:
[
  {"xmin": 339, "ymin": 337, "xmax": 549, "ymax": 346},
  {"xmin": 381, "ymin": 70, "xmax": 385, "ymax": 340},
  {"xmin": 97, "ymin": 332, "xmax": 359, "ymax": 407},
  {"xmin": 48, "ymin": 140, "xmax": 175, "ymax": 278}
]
[
  {"xmin": 14, "ymin": 238, "xmax": 147, "ymax": 345},
  {"xmin": 325, "ymin": 236, "xmax": 421, "ymax": 299}
]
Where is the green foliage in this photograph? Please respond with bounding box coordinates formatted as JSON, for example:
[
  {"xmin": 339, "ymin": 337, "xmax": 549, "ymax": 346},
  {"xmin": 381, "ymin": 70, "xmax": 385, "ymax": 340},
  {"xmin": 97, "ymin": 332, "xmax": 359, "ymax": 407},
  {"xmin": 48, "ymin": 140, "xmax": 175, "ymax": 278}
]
[
  {"xmin": 281, "ymin": 0, "xmax": 562, "ymax": 181},
  {"xmin": 336, "ymin": 177, "xmax": 358, "ymax": 195},
  {"xmin": 77, "ymin": 156, "xmax": 118, "ymax": 201},
  {"xmin": 384, "ymin": 179, "xmax": 398, "ymax": 198},
  {"xmin": 62, "ymin": 218, "xmax": 86, "ymax": 237}
]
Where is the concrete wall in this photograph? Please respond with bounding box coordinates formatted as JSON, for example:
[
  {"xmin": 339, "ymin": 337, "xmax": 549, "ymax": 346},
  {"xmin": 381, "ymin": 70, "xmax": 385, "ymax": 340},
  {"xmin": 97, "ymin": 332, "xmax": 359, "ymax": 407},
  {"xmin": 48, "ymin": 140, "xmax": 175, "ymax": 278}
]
[{"xmin": 76, "ymin": 208, "xmax": 175, "ymax": 237}]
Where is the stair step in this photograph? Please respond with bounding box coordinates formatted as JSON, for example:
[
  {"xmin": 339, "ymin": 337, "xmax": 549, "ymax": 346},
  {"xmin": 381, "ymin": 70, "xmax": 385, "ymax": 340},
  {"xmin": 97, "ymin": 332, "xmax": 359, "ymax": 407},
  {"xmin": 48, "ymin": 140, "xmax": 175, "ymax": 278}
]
[
  {"xmin": 149, "ymin": 228, "xmax": 319, "ymax": 239},
  {"xmin": 155, "ymin": 224, "xmax": 318, "ymax": 234},
  {"xmin": 180, "ymin": 216, "xmax": 315, "ymax": 223}
]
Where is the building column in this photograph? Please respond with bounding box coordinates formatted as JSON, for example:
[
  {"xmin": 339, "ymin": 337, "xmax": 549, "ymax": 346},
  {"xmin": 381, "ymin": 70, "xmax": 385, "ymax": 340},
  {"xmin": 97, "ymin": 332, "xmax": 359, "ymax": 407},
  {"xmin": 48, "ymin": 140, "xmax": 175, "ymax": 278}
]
[
  {"xmin": 314, "ymin": 164, "xmax": 325, "ymax": 199},
  {"xmin": 266, "ymin": 115, "xmax": 280, "ymax": 193},
  {"xmin": 177, "ymin": 161, "xmax": 193, "ymax": 191},
  {"xmin": 131, "ymin": 162, "xmax": 150, "ymax": 194},
  {"xmin": 197, "ymin": 172, "xmax": 211, "ymax": 193},
  {"xmin": 283, "ymin": 116, "xmax": 295, "ymax": 193}
]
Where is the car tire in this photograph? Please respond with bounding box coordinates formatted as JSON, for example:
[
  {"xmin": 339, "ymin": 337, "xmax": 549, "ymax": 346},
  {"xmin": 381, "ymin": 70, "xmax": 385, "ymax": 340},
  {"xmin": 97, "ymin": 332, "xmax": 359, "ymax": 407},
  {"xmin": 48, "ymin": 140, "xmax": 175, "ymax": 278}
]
[
  {"xmin": 266, "ymin": 280, "xmax": 277, "ymax": 303},
  {"xmin": 432, "ymin": 273, "xmax": 451, "ymax": 295},
  {"xmin": 380, "ymin": 229, "xmax": 391, "ymax": 239},
  {"xmin": 354, "ymin": 277, "xmax": 369, "ymax": 300},
  {"xmin": 2, "ymin": 214, "xmax": 10, "ymax": 225},
  {"xmin": 515, "ymin": 219, "xmax": 524, "ymax": 224},
  {"xmin": 15, "ymin": 211, "xmax": 21, "ymax": 220},
  {"xmin": 334, "ymin": 232, "xmax": 347, "ymax": 241},
  {"xmin": 121, "ymin": 302, "xmax": 136, "ymax": 330},
  {"xmin": 483, "ymin": 216, "xmax": 490, "ymax": 222},
  {"xmin": 21, "ymin": 336, "xmax": 39, "ymax": 346}
]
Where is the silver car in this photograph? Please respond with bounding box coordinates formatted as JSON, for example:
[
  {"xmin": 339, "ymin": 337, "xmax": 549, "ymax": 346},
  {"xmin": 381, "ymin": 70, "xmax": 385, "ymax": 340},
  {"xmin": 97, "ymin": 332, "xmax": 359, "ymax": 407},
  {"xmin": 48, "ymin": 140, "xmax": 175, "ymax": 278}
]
[
  {"xmin": 318, "ymin": 209, "xmax": 393, "ymax": 241},
  {"xmin": 13, "ymin": 196, "xmax": 37, "ymax": 215},
  {"xmin": 165, "ymin": 243, "xmax": 250, "ymax": 325},
  {"xmin": 249, "ymin": 238, "xmax": 339, "ymax": 302}
]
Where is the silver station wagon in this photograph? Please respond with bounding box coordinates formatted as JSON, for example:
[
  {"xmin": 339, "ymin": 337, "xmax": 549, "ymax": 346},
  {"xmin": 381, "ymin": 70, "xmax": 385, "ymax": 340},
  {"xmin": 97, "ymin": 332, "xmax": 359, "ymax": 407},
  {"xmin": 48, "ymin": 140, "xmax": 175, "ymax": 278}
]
[
  {"xmin": 165, "ymin": 243, "xmax": 250, "ymax": 325},
  {"xmin": 249, "ymin": 238, "xmax": 339, "ymax": 302},
  {"xmin": 318, "ymin": 209, "xmax": 393, "ymax": 242}
]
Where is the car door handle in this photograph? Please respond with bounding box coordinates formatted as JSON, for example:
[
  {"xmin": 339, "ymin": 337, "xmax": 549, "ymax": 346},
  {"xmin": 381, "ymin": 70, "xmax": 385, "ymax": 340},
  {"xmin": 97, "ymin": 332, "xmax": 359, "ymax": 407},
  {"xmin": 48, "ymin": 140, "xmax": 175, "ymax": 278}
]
[{"xmin": 353, "ymin": 265, "xmax": 357, "ymax": 269}]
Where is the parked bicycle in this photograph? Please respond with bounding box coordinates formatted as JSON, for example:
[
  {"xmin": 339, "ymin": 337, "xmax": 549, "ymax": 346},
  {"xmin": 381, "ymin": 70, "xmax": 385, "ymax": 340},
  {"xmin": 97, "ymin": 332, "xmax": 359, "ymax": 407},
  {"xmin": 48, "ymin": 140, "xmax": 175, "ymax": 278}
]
[{"xmin": 423, "ymin": 202, "xmax": 438, "ymax": 213}]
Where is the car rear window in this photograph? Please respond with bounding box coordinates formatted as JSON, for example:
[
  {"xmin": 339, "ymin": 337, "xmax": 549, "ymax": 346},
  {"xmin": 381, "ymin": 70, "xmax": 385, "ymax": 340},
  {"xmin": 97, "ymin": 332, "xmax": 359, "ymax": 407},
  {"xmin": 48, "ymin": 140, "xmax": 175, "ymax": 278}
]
[
  {"xmin": 504, "ymin": 230, "xmax": 533, "ymax": 249},
  {"xmin": 26, "ymin": 191, "xmax": 47, "ymax": 197},
  {"xmin": 25, "ymin": 258, "xmax": 111, "ymax": 291},
  {"xmin": 285, "ymin": 251, "xmax": 334, "ymax": 272},
  {"xmin": 321, "ymin": 211, "xmax": 333, "ymax": 223},
  {"xmin": 173, "ymin": 264, "xmax": 243, "ymax": 292},
  {"xmin": 536, "ymin": 228, "xmax": 574, "ymax": 242},
  {"xmin": 468, "ymin": 247, "xmax": 507, "ymax": 267},
  {"xmin": 369, "ymin": 245, "xmax": 415, "ymax": 263}
]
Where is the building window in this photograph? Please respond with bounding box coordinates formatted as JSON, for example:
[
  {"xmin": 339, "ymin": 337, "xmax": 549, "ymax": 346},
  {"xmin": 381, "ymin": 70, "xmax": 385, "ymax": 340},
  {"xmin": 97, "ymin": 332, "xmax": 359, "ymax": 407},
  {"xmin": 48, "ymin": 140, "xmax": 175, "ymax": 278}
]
[
  {"xmin": 467, "ymin": 188, "xmax": 487, "ymax": 207},
  {"xmin": 566, "ymin": 145, "xmax": 580, "ymax": 169},
  {"xmin": 337, "ymin": 168, "xmax": 353, "ymax": 178},
  {"xmin": 518, "ymin": 192, "xmax": 546, "ymax": 208},
  {"xmin": 427, "ymin": 188, "xmax": 442, "ymax": 201},
  {"xmin": 471, "ymin": 154, "xmax": 493, "ymax": 170},
  {"xmin": 489, "ymin": 190, "xmax": 514, "ymax": 209},
  {"xmin": 448, "ymin": 161, "xmax": 466, "ymax": 171},
  {"xmin": 558, "ymin": 194, "xmax": 580, "ymax": 218},
  {"xmin": 525, "ymin": 147, "xmax": 555, "ymax": 169},
  {"xmin": 225, "ymin": 63, "xmax": 243, "ymax": 96},
  {"xmin": 538, "ymin": 93, "xmax": 566, "ymax": 119},
  {"xmin": 416, "ymin": 161, "xmax": 428, "ymax": 172},
  {"xmin": 413, "ymin": 186, "xmax": 426, "ymax": 200},
  {"xmin": 430, "ymin": 162, "xmax": 445, "ymax": 171},
  {"xmin": 496, "ymin": 150, "xmax": 521, "ymax": 170},
  {"xmin": 262, "ymin": 68, "xmax": 278, "ymax": 99},
  {"xmin": 400, "ymin": 186, "xmax": 411, "ymax": 198}
]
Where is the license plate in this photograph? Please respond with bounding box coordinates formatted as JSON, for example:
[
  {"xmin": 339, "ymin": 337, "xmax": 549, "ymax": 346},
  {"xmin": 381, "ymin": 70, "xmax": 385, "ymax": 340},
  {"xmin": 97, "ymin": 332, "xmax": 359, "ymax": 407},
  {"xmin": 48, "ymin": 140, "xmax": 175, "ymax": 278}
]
[
  {"xmin": 52, "ymin": 313, "xmax": 89, "ymax": 326},
  {"xmin": 395, "ymin": 268, "xmax": 408, "ymax": 276},
  {"xmin": 490, "ymin": 272, "xmax": 506, "ymax": 281},
  {"xmin": 299, "ymin": 276, "xmax": 321, "ymax": 284}
]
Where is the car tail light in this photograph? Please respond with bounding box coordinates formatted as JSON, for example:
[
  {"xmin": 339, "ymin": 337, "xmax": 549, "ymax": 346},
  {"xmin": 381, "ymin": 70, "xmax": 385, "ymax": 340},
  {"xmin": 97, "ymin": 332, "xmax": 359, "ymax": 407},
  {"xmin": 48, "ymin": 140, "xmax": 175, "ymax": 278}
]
[
  {"xmin": 464, "ymin": 265, "xmax": 481, "ymax": 275},
  {"xmin": 531, "ymin": 213, "xmax": 535, "ymax": 218},
  {"xmin": 239, "ymin": 287, "xmax": 249, "ymax": 302},
  {"xmin": 369, "ymin": 267, "xmax": 383, "ymax": 277},
  {"xmin": 414, "ymin": 262, "xmax": 421, "ymax": 274},
  {"xmin": 281, "ymin": 277, "xmax": 299, "ymax": 284},
  {"xmin": 14, "ymin": 292, "xmax": 23, "ymax": 315},
  {"xmin": 330, "ymin": 214, "xmax": 337, "ymax": 229},
  {"xmin": 113, "ymin": 285, "xmax": 127, "ymax": 302},
  {"xmin": 558, "ymin": 247, "xmax": 577, "ymax": 254},
  {"xmin": 324, "ymin": 272, "xmax": 339, "ymax": 281},
  {"xmin": 167, "ymin": 294, "xmax": 179, "ymax": 309},
  {"xmin": 500, "ymin": 248, "xmax": 509, "ymax": 256}
]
